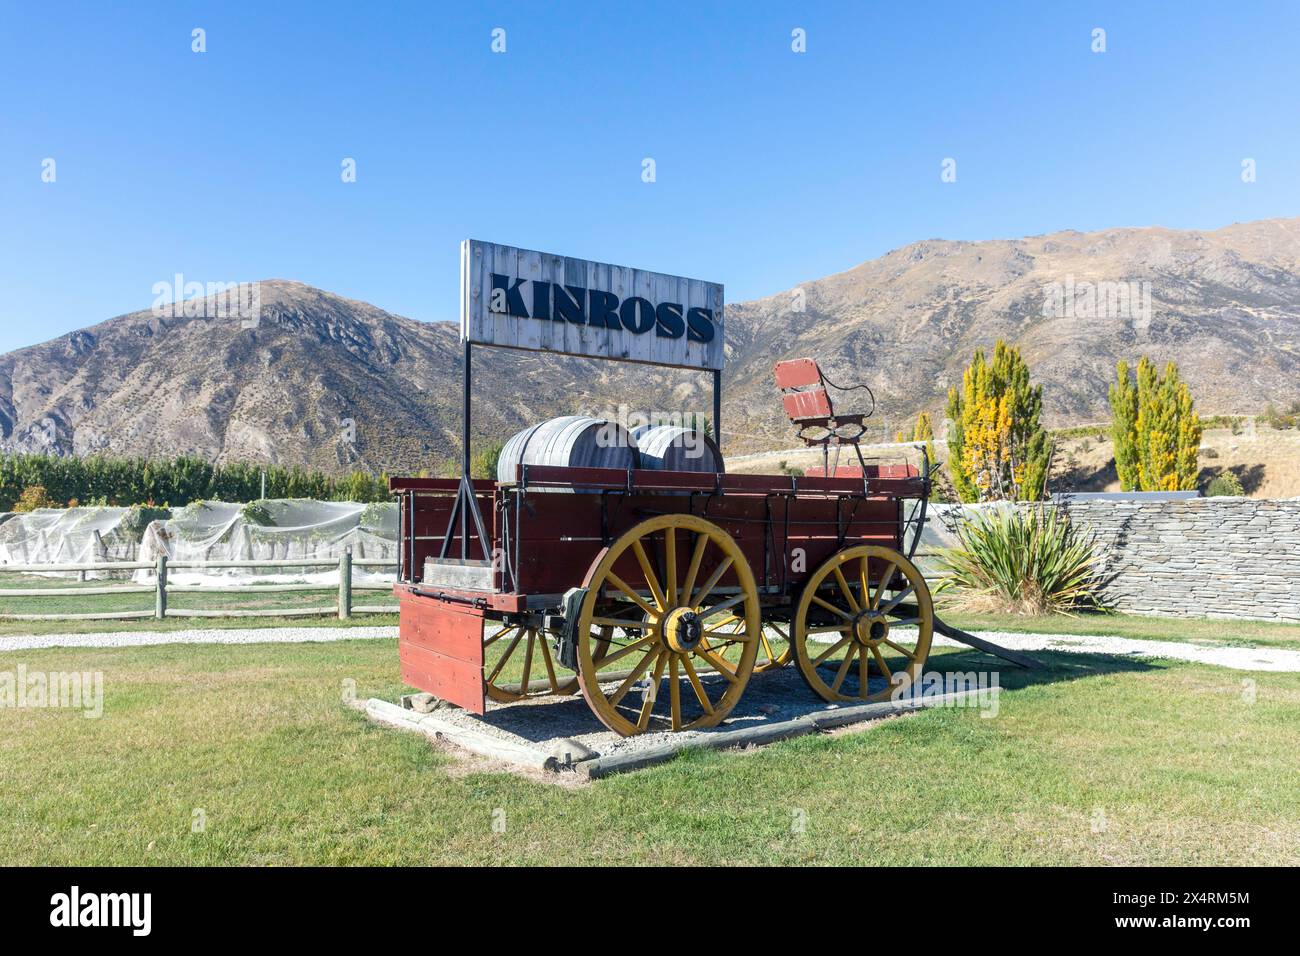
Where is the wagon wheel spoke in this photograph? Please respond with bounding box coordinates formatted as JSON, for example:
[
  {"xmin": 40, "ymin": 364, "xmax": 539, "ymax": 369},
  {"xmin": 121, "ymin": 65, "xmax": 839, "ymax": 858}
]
[
  {"xmin": 812, "ymin": 634, "xmax": 852, "ymax": 667},
  {"xmin": 880, "ymin": 585, "xmax": 913, "ymax": 614},
  {"xmin": 669, "ymin": 656, "xmax": 683, "ymax": 731},
  {"xmin": 680, "ymin": 533, "xmax": 708, "ymax": 608},
  {"xmin": 636, "ymin": 651, "xmax": 670, "ymax": 730},
  {"xmin": 483, "ymin": 625, "xmax": 515, "ymax": 648},
  {"xmin": 810, "ymin": 594, "xmax": 853, "ymax": 621},
  {"xmin": 830, "ymin": 648, "xmax": 856, "ymax": 694},
  {"xmin": 519, "ymin": 629, "xmax": 535, "ymax": 694},
  {"xmin": 858, "ymin": 644, "xmax": 870, "ymax": 698},
  {"xmin": 589, "ymin": 615, "xmax": 651, "ymax": 631},
  {"xmin": 605, "ymin": 571, "xmax": 658, "ymax": 617},
  {"xmin": 872, "ymin": 562, "xmax": 897, "ymax": 610},
  {"xmin": 833, "ymin": 566, "xmax": 861, "ymax": 613},
  {"xmin": 698, "ymin": 593, "xmax": 748, "ymax": 622},
  {"xmin": 691, "ymin": 556, "xmax": 734, "ymax": 608},
  {"xmin": 593, "ymin": 633, "xmax": 658, "ymax": 670},
  {"xmin": 679, "ymin": 653, "xmax": 714, "ymax": 715},
  {"xmin": 695, "ymin": 646, "xmax": 739, "ymax": 682},
  {"xmin": 608, "ymin": 646, "xmax": 662, "ymax": 707},
  {"xmin": 871, "ymin": 645, "xmax": 893, "ymax": 683},
  {"xmin": 486, "ymin": 629, "xmax": 524, "ymax": 683},
  {"xmin": 631, "ymin": 540, "xmax": 667, "ymax": 611},
  {"xmin": 882, "ymin": 638, "xmax": 917, "ymax": 660},
  {"xmin": 664, "ymin": 526, "xmax": 678, "ymax": 607},
  {"xmin": 537, "ymin": 631, "xmax": 561, "ymax": 693}
]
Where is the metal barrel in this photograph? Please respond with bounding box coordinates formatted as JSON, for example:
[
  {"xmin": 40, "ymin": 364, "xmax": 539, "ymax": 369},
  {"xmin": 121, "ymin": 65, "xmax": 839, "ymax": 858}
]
[
  {"xmin": 629, "ymin": 424, "xmax": 724, "ymax": 474},
  {"xmin": 497, "ymin": 416, "xmax": 640, "ymax": 488}
]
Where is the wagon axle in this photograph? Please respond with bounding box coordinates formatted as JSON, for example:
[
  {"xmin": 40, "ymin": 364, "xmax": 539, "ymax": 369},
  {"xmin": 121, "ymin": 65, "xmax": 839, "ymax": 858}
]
[{"xmin": 663, "ymin": 607, "xmax": 704, "ymax": 653}]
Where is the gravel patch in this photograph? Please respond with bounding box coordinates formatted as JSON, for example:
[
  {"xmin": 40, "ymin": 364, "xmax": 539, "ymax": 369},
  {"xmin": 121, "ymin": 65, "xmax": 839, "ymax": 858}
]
[
  {"xmin": 0, "ymin": 626, "xmax": 397, "ymax": 652},
  {"xmin": 429, "ymin": 664, "xmax": 896, "ymax": 763}
]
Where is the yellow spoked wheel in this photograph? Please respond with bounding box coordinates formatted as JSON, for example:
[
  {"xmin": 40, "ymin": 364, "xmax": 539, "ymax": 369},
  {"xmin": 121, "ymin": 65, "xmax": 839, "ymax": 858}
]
[
  {"xmin": 483, "ymin": 623, "xmax": 580, "ymax": 702},
  {"xmin": 793, "ymin": 545, "xmax": 933, "ymax": 703},
  {"xmin": 575, "ymin": 514, "xmax": 761, "ymax": 736}
]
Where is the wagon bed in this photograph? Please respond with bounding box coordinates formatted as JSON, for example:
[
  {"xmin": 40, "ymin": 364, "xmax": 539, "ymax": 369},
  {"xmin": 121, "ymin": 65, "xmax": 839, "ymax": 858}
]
[{"xmin": 391, "ymin": 461, "xmax": 938, "ymax": 734}]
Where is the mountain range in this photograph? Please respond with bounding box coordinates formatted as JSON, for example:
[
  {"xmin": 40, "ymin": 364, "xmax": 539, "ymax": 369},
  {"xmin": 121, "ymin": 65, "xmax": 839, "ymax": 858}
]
[{"xmin": 3, "ymin": 216, "xmax": 1299, "ymax": 472}]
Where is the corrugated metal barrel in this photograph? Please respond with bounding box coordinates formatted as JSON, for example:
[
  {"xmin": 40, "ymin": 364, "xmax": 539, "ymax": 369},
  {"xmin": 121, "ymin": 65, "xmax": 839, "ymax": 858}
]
[
  {"xmin": 630, "ymin": 425, "xmax": 724, "ymax": 473},
  {"xmin": 497, "ymin": 416, "xmax": 640, "ymax": 486}
]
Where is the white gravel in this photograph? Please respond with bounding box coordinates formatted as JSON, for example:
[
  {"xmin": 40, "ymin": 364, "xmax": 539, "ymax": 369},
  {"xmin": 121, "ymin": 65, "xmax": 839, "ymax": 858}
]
[
  {"xmin": 926, "ymin": 629, "xmax": 1300, "ymax": 672},
  {"xmin": 0, "ymin": 625, "xmax": 398, "ymax": 652}
]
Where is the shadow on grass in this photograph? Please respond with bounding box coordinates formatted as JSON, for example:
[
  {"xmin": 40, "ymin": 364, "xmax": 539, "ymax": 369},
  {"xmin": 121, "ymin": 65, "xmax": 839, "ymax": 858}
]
[{"xmin": 414, "ymin": 645, "xmax": 1157, "ymax": 748}]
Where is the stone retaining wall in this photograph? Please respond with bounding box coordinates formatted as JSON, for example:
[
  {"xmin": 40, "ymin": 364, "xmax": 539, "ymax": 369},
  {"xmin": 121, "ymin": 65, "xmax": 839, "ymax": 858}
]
[{"xmin": 1057, "ymin": 498, "xmax": 1300, "ymax": 622}]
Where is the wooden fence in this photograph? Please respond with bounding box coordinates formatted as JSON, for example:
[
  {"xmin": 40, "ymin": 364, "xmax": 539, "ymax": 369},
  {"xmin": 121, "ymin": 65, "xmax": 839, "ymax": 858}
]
[{"xmin": 0, "ymin": 550, "xmax": 397, "ymax": 622}]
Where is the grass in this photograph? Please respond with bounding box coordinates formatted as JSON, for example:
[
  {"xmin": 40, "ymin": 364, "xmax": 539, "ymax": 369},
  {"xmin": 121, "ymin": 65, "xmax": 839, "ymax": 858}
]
[
  {"xmin": 2, "ymin": 637, "xmax": 1297, "ymax": 865},
  {"xmin": 940, "ymin": 606, "xmax": 1300, "ymax": 650}
]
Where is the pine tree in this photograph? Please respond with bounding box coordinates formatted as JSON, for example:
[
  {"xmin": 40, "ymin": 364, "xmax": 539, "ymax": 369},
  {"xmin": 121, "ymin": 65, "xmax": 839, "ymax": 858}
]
[
  {"xmin": 945, "ymin": 341, "xmax": 1051, "ymax": 502},
  {"xmin": 1111, "ymin": 357, "xmax": 1202, "ymax": 491},
  {"xmin": 1109, "ymin": 360, "xmax": 1140, "ymax": 490}
]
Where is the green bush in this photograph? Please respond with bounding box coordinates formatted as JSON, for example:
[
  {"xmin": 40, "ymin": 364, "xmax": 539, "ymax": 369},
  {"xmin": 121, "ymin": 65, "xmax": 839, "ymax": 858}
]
[
  {"xmin": 1205, "ymin": 472, "xmax": 1245, "ymax": 497},
  {"xmin": 933, "ymin": 506, "xmax": 1104, "ymax": 615},
  {"xmin": 11, "ymin": 485, "xmax": 58, "ymax": 512},
  {"xmin": 0, "ymin": 453, "xmax": 393, "ymax": 511}
]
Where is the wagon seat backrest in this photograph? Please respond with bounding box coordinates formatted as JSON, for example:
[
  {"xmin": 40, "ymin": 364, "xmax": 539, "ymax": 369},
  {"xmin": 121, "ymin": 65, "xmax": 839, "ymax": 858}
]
[{"xmin": 773, "ymin": 358, "xmax": 872, "ymax": 444}]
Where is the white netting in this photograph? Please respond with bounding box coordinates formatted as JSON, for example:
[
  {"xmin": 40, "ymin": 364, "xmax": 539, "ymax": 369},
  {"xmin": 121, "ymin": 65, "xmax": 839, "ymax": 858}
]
[
  {"xmin": 0, "ymin": 506, "xmax": 145, "ymax": 567},
  {"xmin": 0, "ymin": 500, "xmax": 399, "ymax": 584}
]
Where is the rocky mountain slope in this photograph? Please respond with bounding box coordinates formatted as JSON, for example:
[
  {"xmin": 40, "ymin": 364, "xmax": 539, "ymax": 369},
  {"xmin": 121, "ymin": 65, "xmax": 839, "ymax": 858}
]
[{"xmin": 3, "ymin": 217, "xmax": 1299, "ymax": 472}]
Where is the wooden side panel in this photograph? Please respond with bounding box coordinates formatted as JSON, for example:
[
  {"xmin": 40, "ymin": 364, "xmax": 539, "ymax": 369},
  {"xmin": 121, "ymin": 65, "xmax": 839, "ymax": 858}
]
[{"xmin": 397, "ymin": 591, "xmax": 485, "ymax": 714}]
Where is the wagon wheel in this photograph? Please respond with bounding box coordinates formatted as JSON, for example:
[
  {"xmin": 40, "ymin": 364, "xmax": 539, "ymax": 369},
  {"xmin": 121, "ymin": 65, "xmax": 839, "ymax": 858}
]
[
  {"xmin": 575, "ymin": 514, "xmax": 761, "ymax": 736},
  {"xmin": 484, "ymin": 624, "xmax": 611, "ymax": 702},
  {"xmin": 793, "ymin": 545, "xmax": 933, "ymax": 703}
]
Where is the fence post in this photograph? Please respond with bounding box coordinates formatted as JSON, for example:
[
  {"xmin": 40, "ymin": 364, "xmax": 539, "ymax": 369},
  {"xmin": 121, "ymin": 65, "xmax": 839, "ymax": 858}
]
[
  {"xmin": 338, "ymin": 547, "xmax": 352, "ymax": 620},
  {"xmin": 155, "ymin": 553, "xmax": 168, "ymax": 619}
]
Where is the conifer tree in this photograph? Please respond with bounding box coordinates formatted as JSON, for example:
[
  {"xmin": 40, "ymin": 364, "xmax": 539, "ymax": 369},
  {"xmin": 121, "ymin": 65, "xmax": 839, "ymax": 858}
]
[{"xmin": 945, "ymin": 341, "xmax": 1051, "ymax": 502}]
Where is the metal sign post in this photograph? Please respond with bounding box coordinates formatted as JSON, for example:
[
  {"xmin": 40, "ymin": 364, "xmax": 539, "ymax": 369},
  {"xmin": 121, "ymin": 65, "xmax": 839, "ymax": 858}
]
[{"xmin": 440, "ymin": 240, "xmax": 726, "ymax": 562}]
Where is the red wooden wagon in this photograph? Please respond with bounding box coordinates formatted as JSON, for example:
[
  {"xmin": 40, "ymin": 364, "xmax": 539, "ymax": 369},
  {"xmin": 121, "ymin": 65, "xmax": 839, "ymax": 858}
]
[{"xmin": 391, "ymin": 355, "xmax": 941, "ymax": 736}]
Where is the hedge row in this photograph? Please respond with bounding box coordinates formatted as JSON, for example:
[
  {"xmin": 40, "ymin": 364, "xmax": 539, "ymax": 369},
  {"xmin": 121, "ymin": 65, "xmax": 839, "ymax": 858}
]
[{"xmin": 0, "ymin": 453, "xmax": 392, "ymax": 511}]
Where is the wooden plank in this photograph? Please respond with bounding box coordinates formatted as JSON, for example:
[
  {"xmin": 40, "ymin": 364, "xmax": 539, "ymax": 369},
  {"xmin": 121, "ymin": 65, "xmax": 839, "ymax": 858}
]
[
  {"xmin": 397, "ymin": 591, "xmax": 486, "ymax": 713},
  {"xmin": 0, "ymin": 610, "xmax": 156, "ymax": 622},
  {"xmin": 933, "ymin": 616, "xmax": 1044, "ymax": 670},
  {"xmin": 168, "ymin": 607, "xmax": 337, "ymax": 618},
  {"xmin": 0, "ymin": 561, "xmax": 153, "ymax": 573},
  {"xmin": 0, "ymin": 585, "xmax": 154, "ymax": 596},
  {"xmin": 362, "ymin": 699, "xmax": 556, "ymax": 771}
]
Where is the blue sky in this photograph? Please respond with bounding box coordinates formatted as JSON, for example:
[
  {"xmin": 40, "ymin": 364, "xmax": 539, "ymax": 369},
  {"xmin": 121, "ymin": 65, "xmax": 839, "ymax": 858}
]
[{"xmin": 2, "ymin": 0, "xmax": 1297, "ymax": 354}]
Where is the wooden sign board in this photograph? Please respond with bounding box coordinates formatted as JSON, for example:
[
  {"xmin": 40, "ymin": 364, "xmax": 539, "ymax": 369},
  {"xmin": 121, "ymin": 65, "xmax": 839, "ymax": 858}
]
[{"xmin": 460, "ymin": 239, "xmax": 724, "ymax": 371}]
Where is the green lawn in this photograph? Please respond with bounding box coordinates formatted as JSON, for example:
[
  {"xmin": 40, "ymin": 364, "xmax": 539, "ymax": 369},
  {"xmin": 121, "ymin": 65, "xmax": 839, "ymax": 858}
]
[{"xmin": 2, "ymin": 636, "xmax": 1296, "ymax": 865}]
